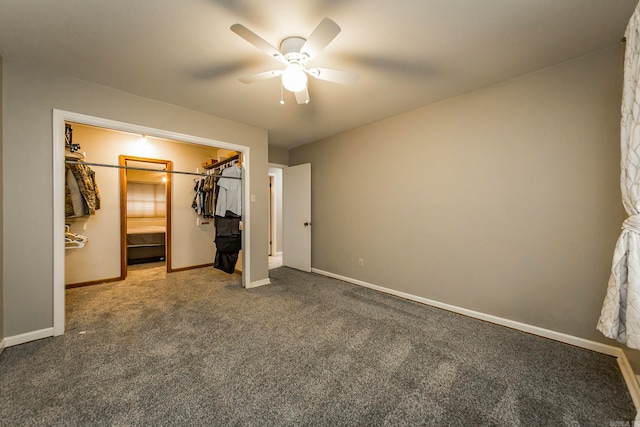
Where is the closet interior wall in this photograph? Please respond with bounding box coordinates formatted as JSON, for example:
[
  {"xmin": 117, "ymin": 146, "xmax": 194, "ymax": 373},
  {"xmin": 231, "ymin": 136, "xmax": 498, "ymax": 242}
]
[{"xmin": 64, "ymin": 123, "xmax": 228, "ymax": 285}]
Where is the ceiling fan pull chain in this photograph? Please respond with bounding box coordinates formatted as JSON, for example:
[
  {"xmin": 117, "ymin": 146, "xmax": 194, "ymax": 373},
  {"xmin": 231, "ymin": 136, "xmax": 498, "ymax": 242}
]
[{"xmin": 280, "ymin": 80, "xmax": 284, "ymax": 105}]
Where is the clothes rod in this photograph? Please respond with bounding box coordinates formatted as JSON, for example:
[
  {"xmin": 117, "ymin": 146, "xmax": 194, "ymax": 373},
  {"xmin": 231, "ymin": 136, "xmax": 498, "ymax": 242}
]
[{"xmin": 64, "ymin": 160, "xmax": 242, "ymax": 179}]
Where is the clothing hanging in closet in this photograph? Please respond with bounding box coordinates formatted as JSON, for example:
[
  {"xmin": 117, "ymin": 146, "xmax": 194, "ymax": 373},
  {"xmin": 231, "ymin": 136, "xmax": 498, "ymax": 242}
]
[
  {"xmin": 214, "ymin": 215, "xmax": 241, "ymax": 274},
  {"xmin": 65, "ymin": 159, "xmax": 101, "ymax": 218},
  {"xmin": 192, "ymin": 174, "xmax": 217, "ymax": 218},
  {"xmin": 213, "ymin": 163, "xmax": 242, "ymax": 274},
  {"xmin": 215, "ymin": 165, "xmax": 242, "ymax": 217}
]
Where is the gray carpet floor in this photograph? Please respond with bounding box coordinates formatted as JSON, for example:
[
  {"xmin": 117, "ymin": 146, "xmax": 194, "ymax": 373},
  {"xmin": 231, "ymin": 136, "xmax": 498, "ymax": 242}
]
[{"xmin": 0, "ymin": 263, "xmax": 636, "ymax": 426}]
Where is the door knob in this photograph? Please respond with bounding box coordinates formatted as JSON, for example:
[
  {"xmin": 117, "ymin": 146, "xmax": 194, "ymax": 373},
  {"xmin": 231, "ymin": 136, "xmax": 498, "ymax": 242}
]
[{"xmin": 304, "ymin": 222, "xmax": 311, "ymax": 226}]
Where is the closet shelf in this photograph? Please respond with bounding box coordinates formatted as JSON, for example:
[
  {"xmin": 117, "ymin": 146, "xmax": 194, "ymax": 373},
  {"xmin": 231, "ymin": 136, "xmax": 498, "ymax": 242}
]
[{"xmin": 203, "ymin": 153, "xmax": 240, "ymax": 170}]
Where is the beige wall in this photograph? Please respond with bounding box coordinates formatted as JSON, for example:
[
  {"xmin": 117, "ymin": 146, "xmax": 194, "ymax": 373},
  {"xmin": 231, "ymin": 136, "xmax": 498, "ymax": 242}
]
[
  {"xmin": 65, "ymin": 124, "xmax": 227, "ymax": 284},
  {"xmin": 290, "ymin": 46, "xmax": 639, "ymax": 364},
  {"xmin": 269, "ymin": 145, "xmax": 289, "ymax": 165},
  {"xmin": 3, "ymin": 60, "xmax": 269, "ymax": 338}
]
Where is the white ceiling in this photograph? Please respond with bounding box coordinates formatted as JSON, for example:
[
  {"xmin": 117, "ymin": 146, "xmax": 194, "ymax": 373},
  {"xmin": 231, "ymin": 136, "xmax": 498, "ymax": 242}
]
[{"xmin": 0, "ymin": 0, "xmax": 636, "ymax": 149}]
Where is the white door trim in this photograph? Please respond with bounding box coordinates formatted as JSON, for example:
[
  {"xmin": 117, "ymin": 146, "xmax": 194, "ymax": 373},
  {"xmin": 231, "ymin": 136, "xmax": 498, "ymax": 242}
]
[{"xmin": 53, "ymin": 109, "xmax": 252, "ymax": 336}]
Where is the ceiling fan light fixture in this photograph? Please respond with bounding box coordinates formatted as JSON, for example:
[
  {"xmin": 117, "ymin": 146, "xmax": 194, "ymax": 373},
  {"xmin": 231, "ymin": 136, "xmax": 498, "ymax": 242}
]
[
  {"xmin": 281, "ymin": 63, "xmax": 307, "ymax": 92},
  {"xmin": 232, "ymin": 18, "xmax": 357, "ymax": 104}
]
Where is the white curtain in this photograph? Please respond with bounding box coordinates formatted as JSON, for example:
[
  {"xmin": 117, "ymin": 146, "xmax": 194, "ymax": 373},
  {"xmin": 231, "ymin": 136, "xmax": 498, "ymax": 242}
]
[{"xmin": 598, "ymin": 2, "xmax": 640, "ymax": 350}]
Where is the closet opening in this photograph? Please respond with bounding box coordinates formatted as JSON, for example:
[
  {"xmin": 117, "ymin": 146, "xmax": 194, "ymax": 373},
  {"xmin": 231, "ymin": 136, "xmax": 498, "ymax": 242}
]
[
  {"xmin": 120, "ymin": 156, "xmax": 172, "ymax": 279},
  {"xmin": 55, "ymin": 110, "xmax": 252, "ymax": 336}
]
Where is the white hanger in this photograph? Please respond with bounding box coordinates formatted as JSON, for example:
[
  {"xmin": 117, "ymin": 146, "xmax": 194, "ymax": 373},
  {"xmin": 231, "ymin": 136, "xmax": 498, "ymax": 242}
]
[
  {"xmin": 65, "ymin": 224, "xmax": 88, "ymax": 245},
  {"xmin": 65, "ymin": 237, "xmax": 85, "ymax": 249},
  {"xmin": 67, "ymin": 232, "xmax": 88, "ymax": 243}
]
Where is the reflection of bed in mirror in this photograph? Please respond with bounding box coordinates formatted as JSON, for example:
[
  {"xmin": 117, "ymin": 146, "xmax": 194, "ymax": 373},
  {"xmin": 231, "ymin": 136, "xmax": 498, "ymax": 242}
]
[{"xmin": 127, "ymin": 225, "xmax": 166, "ymax": 264}]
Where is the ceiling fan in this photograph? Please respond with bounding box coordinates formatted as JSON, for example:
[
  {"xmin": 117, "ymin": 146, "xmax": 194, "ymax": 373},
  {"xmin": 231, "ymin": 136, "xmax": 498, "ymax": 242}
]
[{"xmin": 230, "ymin": 17, "xmax": 359, "ymax": 104}]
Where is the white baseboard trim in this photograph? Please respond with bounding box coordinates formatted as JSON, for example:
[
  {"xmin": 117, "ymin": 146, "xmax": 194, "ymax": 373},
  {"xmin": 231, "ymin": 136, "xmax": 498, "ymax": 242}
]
[
  {"xmin": 619, "ymin": 353, "xmax": 640, "ymax": 411},
  {"xmin": 0, "ymin": 338, "xmax": 5, "ymax": 356},
  {"xmin": 311, "ymin": 268, "xmax": 623, "ymax": 356},
  {"xmin": 4, "ymin": 328, "xmax": 54, "ymax": 347},
  {"xmin": 247, "ymin": 278, "xmax": 271, "ymax": 289}
]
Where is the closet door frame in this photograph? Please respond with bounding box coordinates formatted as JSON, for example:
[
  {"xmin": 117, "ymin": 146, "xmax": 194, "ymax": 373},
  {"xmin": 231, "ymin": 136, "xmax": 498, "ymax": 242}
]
[
  {"xmin": 53, "ymin": 109, "xmax": 253, "ymax": 337},
  {"xmin": 119, "ymin": 155, "xmax": 173, "ymax": 279}
]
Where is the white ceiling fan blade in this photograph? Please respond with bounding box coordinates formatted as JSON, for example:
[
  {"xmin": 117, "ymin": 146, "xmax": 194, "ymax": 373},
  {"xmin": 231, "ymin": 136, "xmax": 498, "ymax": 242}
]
[
  {"xmin": 309, "ymin": 68, "xmax": 359, "ymax": 85},
  {"xmin": 300, "ymin": 17, "xmax": 341, "ymax": 60},
  {"xmin": 231, "ymin": 24, "xmax": 283, "ymax": 61},
  {"xmin": 238, "ymin": 69, "xmax": 282, "ymax": 84},
  {"xmin": 294, "ymin": 87, "xmax": 310, "ymax": 104}
]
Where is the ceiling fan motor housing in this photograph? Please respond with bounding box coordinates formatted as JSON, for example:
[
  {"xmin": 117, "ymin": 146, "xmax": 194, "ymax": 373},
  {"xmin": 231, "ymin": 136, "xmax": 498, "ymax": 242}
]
[{"xmin": 280, "ymin": 37, "xmax": 308, "ymax": 63}]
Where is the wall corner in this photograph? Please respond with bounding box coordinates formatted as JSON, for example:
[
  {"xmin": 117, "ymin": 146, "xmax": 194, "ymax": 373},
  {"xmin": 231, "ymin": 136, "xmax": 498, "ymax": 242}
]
[{"xmin": 268, "ymin": 144, "xmax": 289, "ymax": 166}]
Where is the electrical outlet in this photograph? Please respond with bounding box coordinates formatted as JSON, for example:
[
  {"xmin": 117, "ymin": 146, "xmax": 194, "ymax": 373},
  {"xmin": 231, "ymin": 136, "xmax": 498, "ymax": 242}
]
[{"xmin": 358, "ymin": 258, "xmax": 364, "ymax": 267}]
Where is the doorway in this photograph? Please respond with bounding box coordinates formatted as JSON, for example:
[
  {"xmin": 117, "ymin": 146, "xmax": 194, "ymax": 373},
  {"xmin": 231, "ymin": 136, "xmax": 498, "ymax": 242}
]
[
  {"xmin": 268, "ymin": 166, "xmax": 284, "ymax": 270},
  {"xmin": 119, "ymin": 156, "xmax": 172, "ymax": 279},
  {"xmin": 269, "ymin": 175, "xmax": 274, "ymax": 256}
]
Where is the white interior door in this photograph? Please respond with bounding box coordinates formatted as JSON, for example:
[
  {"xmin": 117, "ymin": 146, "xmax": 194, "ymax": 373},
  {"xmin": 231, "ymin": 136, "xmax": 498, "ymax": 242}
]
[{"xmin": 283, "ymin": 163, "xmax": 311, "ymax": 272}]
